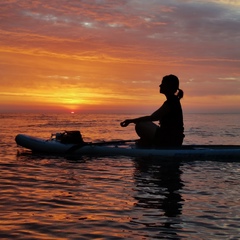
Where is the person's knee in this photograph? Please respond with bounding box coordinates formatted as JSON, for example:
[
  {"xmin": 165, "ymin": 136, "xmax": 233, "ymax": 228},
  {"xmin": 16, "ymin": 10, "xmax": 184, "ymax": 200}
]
[
  {"xmin": 135, "ymin": 122, "xmax": 144, "ymax": 135},
  {"xmin": 135, "ymin": 121, "xmax": 157, "ymax": 141}
]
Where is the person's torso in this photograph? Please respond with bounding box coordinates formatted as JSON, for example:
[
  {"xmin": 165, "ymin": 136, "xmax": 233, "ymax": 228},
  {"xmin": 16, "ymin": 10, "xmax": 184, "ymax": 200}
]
[{"xmin": 159, "ymin": 96, "xmax": 184, "ymax": 134}]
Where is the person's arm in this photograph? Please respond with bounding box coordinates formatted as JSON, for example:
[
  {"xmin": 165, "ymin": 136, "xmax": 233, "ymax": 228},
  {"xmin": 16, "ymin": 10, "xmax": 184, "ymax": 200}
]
[
  {"xmin": 150, "ymin": 101, "xmax": 169, "ymax": 120},
  {"xmin": 120, "ymin": 115, "xmax": 151, "ymax": 127},
  {"xmin": 120, "ymin": 102, "xmax": 170, "ymax": 127}
]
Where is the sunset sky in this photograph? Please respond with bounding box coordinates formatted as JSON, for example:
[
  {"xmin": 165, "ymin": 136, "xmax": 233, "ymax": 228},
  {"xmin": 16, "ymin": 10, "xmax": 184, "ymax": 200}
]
[{"xmin": 0, "ymin": 0, "xmax": 239, "ymax": 114}]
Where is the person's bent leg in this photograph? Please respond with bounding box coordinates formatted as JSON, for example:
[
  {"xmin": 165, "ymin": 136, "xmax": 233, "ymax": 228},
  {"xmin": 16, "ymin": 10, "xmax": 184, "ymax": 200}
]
[{"xmin": 135, "ymin": 121, "xmax": 158, "ymax": 144}]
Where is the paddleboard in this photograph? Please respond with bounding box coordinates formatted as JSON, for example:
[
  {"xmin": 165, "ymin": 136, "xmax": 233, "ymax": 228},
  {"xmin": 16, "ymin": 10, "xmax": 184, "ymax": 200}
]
[{"xmin": 15, "ymin": 134, "xmax": 240, "ymax": 160}]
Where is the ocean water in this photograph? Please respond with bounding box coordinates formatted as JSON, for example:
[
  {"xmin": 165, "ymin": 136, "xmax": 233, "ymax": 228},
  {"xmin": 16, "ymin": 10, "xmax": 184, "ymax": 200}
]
[{"xmin": 0, "ymin": 113, "xmax": 240, "ymax": 240}]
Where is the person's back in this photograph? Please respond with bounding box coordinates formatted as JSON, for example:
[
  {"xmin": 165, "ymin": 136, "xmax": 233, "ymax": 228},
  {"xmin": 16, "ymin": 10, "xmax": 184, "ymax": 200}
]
[{"xmin": 155, "ymin": 95, "xmax": 184, "ymax": 147}]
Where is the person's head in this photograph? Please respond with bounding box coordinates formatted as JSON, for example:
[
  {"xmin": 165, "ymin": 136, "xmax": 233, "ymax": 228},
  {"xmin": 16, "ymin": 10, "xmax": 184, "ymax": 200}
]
[{"xmin": 160, "ymin": 74, "xmax": 184, "ymax": 99}]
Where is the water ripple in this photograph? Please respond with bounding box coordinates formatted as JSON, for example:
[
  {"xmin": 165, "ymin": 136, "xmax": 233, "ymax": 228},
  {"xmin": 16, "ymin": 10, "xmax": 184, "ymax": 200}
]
[{"xmin": 1, "ymin": 113, "xmax": 240, "ymax": 239}]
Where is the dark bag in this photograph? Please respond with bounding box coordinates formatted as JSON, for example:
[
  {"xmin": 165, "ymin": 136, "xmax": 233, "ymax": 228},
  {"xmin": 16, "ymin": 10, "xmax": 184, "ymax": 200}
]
[{"xmin": 60, "ymin": 131, "xmax": 85, "ymax": 144}]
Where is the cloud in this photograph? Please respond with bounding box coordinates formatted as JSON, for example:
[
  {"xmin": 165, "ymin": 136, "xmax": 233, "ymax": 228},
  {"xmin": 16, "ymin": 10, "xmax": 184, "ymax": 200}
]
[
  {"xmin": 0, "ymin": 0, "xmax": 240, "ymax": 112},
  {"xmin": 1, "ymin": 0, "xmax": 239, "ymax": 65},
  {"xmin": 1, "ymin": 0, "xmax": 239, "ymax": 63}
]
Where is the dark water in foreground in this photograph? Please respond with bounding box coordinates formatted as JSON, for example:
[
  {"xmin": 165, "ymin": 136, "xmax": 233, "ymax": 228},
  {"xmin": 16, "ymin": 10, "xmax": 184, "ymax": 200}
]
[{"xmin": 0, "ymin": 113, "xmax": 240, "ymax": 239}]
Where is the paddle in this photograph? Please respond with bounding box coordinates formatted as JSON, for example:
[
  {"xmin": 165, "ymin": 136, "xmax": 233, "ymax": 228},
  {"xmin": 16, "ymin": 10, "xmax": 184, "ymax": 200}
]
[{"xmin": 66, "ymin": 139, "xmax": 138, "ymax": 154}]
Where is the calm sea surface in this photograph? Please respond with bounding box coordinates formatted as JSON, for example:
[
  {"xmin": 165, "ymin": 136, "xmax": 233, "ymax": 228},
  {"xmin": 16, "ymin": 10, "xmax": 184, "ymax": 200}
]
[{"xmin": 0, "ymin": 113, "xmax": 240, "ymax": 240}]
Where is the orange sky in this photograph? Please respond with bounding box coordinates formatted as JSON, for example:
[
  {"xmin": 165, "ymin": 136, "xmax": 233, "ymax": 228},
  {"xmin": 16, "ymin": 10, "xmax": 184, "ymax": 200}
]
[{"xmin": 0, "ymin": 0, "xmax": 240, "ymax": 114}]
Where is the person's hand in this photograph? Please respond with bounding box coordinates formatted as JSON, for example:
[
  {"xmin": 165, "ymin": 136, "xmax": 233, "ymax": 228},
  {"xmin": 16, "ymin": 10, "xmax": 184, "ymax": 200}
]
[{"xmin": 120, "ymin": 119, "xmax": 131, "ymax": 127}]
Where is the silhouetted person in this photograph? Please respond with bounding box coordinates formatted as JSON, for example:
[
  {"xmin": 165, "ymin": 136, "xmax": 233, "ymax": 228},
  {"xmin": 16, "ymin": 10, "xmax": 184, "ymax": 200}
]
[{"xmin": 121, "ymin": 74, "xmax": 184, "ymax": 148}]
